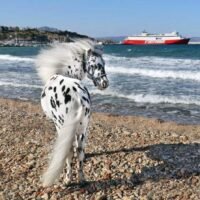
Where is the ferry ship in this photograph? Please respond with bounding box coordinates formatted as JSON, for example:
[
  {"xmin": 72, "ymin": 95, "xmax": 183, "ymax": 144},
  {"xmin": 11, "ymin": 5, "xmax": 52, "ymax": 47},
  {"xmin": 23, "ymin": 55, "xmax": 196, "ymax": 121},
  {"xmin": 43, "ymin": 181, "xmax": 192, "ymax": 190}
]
[{"xmin": 122, "ymin": 31, "xmax": 190, "ymax": 45}]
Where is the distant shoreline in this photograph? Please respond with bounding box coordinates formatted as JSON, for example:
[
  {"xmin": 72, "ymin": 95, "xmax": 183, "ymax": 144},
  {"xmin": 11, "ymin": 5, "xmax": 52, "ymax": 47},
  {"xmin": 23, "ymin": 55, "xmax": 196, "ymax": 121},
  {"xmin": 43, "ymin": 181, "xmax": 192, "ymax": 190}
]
[{"xmin": 1, "ymin": 42, "xmax": 200, "ymax": 47}]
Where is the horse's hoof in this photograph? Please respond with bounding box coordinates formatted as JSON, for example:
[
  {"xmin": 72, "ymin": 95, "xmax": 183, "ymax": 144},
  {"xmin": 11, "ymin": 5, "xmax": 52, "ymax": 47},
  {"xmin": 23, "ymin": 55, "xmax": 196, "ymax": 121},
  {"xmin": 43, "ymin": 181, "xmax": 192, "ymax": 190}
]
[{"xmin": 79, "ymin": 179, "xmax": 88, "ymax": 186}]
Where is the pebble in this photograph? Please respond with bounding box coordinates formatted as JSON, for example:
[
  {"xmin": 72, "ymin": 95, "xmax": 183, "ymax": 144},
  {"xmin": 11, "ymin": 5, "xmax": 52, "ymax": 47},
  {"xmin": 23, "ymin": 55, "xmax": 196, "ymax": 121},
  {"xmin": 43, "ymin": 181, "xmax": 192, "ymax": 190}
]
[
  {"xmin": 41, "ymin": 193, "xmax": 49, "ymax": 200},
  {"xmin": 0, "ymin": 192, "xmax": 5, "ymax": 200},
  {"xmin": 171, "ymin": 133, "xmax": 179, "ymax": 138},
  {"xmin": 97, "ymin": 194, "xmax": 107, "ymax": 200},
  {"xmin": 179, "ymin": 135, "xmax": 188, "ymax": 142},
  {"xmin": 123, "ymin": 130, "xmax": 131, "ymax": 136},
  {"xmin": 2, "ymin": 128, "xmax": 7, "ymax": 132}
]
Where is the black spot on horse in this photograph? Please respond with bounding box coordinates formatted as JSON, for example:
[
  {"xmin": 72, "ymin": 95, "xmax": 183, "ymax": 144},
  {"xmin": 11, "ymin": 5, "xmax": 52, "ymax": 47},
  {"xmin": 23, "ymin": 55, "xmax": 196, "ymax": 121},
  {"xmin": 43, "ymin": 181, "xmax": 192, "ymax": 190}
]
[
  {"xmin": 80, "ymin": 100, "xmax": 84, "ymax": 106},
  {"xmin": 55, "ymin": 93, "xmax": 58, "ymax": 99},
  {"xmin": 82, "ymin": 96, "xmax": 89, "ymax": 104},
  {"xmin": 68, "ymin": 66, "xmax": 71, "ymax": 69},
  {"xmin": 41, "ymin": 91, "xmax": 46, "ymax": 98},
  {"xmin": 56, "ymin": 100, "xmax": 60, "ymax": 107},
  {"xmin": 60, "ymin": 79, "xmax": 64, "ymax": 85},
  {"xmin": 65, "ymin": 88, "xmax": 70, "ymax": 94},
  {"xmin": 51, "ymin": 111, "xmax": 57, "ymax": 120},
  {"xmin": 53, "ymin": 87, "xmax": 57, "ymax": 93},
  {"xmin": 48, "ymin": 86, "xmax": 52, "ymax": 90},
  {"xmin": 50, "ymin": 76, "xmax": 57, "ymax": 81},
  {"xmin": 63, "ymin": 88, "xmax": 71, "ymax": 104},
  {"xmin": 64, "ymin": 94, "xmax": 71, "ymax": 104},
  {"xmin": 50, "ymin": 97, "xmax": 56, "ymax": 110},
  {"xmin": 58, "ymin": 115, "xmax": 64, "ymax": 124},
  {"xmin": 73, "ymin": 87, "xmax": 77, "ymax": 92},
  {"xmin": 85, "ymin": 107, "xmax": 90, "ymax": 116},
  {"xmin": 81, "ymin": 134, "xmax": 84, "ymax": 141},
  {"xmin": 66, "ymin": 107, "xmax": 68, "ymax": 114},
  {"xmin": 74, "ymin": 82, "xmax": 86, "ymax": 94},
  {"xmin": 84, "ymin": 87, "xmax": 91, "ymax": 101},
  {"xmin": 58, "ymin": 119, "xmax": 63, "ymax": 125},
  {"xmin": 75, "ymin": 58, "xmax": 80, "ymax": 62},
  {"xmin": 62, "ymin": 86, "xmax": 65, "ymax": 92}
]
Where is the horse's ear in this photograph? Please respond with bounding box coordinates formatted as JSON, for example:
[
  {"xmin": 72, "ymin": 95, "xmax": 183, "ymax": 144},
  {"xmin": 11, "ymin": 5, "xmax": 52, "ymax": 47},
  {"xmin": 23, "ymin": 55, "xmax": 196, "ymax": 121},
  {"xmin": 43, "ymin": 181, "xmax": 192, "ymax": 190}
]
[
  {"xmin": 86, "ymin": 49, "xmax": 92, "ymax": 57},
  {"xmin": 83, "ymin": 49, "xmax": 92, "ymax": 62}
]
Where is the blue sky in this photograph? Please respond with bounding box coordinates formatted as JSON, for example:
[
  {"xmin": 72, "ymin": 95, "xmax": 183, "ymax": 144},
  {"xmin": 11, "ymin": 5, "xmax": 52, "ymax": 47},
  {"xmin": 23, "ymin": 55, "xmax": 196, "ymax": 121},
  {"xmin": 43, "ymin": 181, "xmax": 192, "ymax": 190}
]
[{"xmin": 0, "ymin": 0, "xmax": 199, "ymax": 37}]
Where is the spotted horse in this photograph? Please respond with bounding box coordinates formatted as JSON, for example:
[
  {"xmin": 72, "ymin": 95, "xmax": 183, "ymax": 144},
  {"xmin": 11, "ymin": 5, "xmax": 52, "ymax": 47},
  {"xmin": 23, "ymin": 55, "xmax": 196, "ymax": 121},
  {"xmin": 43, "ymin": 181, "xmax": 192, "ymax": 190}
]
[{"xmin": 35, "ymin": 39, "xmax": 109, "ymax": 186}]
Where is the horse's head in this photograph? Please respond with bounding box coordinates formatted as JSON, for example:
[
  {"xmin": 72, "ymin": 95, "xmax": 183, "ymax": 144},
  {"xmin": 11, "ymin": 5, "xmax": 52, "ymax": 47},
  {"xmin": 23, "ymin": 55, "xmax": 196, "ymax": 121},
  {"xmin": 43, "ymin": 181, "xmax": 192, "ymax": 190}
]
[{"xmin": 85, "ymin": 48, "xmax": 109, "ymax": 90}]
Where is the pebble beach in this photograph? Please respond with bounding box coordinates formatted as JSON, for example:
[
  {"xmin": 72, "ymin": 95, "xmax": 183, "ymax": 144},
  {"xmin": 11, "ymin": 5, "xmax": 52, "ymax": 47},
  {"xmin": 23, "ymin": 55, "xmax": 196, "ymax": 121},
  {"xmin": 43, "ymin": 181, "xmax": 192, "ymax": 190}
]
[{"xmin": 0, "ymin": 98, "xmax": 199, "ymax": 199}]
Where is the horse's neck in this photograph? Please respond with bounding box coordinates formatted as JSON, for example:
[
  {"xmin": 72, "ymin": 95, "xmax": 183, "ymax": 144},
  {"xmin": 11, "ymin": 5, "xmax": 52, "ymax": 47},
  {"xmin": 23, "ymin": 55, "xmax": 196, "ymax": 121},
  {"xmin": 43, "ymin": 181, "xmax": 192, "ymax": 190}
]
[{"xmin": 64, "ymin": 57, "xmax": 86, "ymax": 80}]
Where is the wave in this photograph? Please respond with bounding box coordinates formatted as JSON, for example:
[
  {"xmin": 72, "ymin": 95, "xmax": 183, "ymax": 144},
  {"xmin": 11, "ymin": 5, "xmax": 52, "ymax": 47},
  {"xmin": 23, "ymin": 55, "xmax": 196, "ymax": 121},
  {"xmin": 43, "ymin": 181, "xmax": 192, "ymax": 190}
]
[
  {"xmin": 91, "ymin": 89, "xmax": 200, "ymax": 106},
  {"xmin": 0, "ymin": 54, "xmax": 34, "ymax": 62},
  {"xmin": 104, "ymin": 54, "xmax": 200, "ymax": 70},
  {"xmin": 0, "ymin": 81, "xmax": 42, "ymax": 89},
  {"xmin": 106, "ymin": 66, "xmax": 200, "ymax": 82},
  {"xmin": 103, "ymin": 54, "xmax": 200, "ymax": 81}
]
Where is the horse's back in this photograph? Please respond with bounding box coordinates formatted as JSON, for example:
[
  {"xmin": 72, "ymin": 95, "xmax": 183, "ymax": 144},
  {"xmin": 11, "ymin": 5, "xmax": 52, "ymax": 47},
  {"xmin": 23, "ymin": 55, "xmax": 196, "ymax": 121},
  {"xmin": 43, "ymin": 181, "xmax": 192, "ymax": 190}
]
[{"xmin": 41, "ymin": 75, "xmax": 91, "ymax": 128}]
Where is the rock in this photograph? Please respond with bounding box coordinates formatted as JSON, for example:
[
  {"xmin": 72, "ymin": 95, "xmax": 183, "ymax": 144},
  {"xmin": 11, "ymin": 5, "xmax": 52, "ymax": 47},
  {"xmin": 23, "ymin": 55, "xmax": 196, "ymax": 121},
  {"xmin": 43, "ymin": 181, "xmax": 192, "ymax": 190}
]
[
  {"xmin": 179, "ymin": 135, "xmax": 188, "ymax": 142},
  {"xmin": 171, "ymin": 133, "xmax": 178, "ymax": 138},
  {"xmin": 0, "ymin": 192, "xmax": 6, "ymax": 200},
  {"xmin": 123, "ymin": 130, "xmax": 131, "ymax": 136},
  {"xmin": 2, "ymin": 128, "xmax": 7, "ymax": 132},
  {"xmin": 41, "ymin": 193, "xmax": 49, "ymax": 200},
  {"xmin": 97, "ymin": 194, "xmax": 107, "ymax": 200}
]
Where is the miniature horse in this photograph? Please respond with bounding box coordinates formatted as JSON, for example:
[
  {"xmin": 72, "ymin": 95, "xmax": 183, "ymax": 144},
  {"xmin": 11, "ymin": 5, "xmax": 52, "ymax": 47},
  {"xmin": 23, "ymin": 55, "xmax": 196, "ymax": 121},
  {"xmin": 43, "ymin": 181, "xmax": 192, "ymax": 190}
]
[
  {"xmin": 36, "ymin": 39, "xmax": 108, "ymax": 89},
  {"xmin": 35, "ymin": 40, "xmax": 109, "ymax": 186}
]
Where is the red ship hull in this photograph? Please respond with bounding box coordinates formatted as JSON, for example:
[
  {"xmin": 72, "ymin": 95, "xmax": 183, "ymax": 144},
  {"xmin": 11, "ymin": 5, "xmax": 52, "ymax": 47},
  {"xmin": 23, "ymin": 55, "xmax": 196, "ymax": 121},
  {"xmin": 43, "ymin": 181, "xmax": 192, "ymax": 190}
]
[{"xmin": 123, "ymin": 38, "xmax": 190, "ymax": 45}]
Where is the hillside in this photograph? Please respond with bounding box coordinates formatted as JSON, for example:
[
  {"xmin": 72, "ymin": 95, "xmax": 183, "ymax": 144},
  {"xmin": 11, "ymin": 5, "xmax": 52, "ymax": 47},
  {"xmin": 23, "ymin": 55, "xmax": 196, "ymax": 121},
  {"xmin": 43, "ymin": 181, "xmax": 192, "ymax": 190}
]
[{"xmin": 0, "ymin": 26, "xmax": 91, "ymax": 46}]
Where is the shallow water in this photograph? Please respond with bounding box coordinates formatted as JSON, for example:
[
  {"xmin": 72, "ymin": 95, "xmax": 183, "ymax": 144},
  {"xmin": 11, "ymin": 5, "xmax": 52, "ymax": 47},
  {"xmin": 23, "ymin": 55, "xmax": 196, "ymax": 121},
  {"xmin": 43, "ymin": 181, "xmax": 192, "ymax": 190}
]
[{"xmin": 0, "ymin": 45, "xmax": 200, "ymax": 124}]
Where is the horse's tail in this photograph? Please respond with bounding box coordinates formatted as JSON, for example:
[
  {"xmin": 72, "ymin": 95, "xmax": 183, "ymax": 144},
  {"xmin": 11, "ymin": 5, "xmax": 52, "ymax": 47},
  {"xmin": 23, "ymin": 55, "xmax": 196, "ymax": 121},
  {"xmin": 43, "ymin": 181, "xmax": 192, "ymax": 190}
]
[{"xmin": 42, "ymin": 108, "xmax": 82, "ymax": 187}]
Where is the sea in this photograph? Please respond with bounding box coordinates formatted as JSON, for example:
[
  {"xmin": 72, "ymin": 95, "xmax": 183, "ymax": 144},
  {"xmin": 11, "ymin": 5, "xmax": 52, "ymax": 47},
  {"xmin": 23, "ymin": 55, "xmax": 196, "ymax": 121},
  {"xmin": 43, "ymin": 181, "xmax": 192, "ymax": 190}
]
[{"xmin": 0, "ymin": 44, "xmax": 200, "ymax": 125}]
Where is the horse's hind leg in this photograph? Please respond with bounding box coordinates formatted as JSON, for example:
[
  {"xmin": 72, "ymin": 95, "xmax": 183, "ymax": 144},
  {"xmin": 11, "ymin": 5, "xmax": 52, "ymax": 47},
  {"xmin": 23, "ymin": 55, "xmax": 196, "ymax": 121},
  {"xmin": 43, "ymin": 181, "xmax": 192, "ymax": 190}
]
[
  {"xmin": 63, "ymin": 148, "xmax": 73, "ymax": 184},
  {"xmin": 54, "ymin": 126, "xmax": 73, "ymax": 184},
  {"xmin": 77, "ymin": 108, "xmax": 90, "ymax": 182},
  {"xmin": 77, "ymin": 121, "xmax": 88, "ymax": 182},
  {"xmin": 76, "ymin": 134, "xmax": 85, "ymax": 182}
]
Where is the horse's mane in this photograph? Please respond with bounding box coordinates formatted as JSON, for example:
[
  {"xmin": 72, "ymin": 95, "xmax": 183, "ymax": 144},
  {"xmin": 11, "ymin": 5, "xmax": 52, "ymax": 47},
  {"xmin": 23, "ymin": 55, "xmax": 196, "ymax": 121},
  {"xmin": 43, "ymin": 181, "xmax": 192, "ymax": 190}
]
[{"xmin": 35, "ymin": 39, "xmax": 100, "ymax": 83}]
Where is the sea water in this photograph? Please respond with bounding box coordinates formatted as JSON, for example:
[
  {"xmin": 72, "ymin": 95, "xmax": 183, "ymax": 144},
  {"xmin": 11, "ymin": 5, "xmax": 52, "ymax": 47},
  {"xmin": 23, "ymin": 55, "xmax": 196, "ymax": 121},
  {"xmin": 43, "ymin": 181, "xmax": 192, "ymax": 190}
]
[{"xmin": 0, "ymin": 44, "xmax": 200, "ymax": 124}]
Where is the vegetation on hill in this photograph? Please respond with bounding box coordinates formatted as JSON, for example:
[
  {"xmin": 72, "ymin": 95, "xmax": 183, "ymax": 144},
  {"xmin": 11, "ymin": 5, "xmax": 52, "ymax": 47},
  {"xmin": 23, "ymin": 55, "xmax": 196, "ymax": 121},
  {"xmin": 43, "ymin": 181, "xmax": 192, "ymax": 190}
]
[{"xmin": 0, "ymin": 26, "xmax": 90, "ymax": 45}]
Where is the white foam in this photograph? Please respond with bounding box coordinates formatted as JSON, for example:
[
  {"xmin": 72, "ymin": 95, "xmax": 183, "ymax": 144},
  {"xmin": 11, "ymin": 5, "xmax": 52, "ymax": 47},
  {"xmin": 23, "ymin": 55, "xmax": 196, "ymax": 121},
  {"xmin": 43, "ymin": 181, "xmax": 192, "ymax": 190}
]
[
  {"xmin": 91, "ymin": 89, "xmax": 200, "ymax": 106},
  {"xmin": 103, "ymin": 54, "xmax": 200, "ymax": 81},
  {"xmin": 106, "ymin": 66, "xmax": 200, "ymax": 82},
  {"xmin": 0, "ymin": 54, "xmax": 34, "ymax": 62},
  {"xmin": 0, "ymin": 81, "xmax": 42, "ymax": 89}
]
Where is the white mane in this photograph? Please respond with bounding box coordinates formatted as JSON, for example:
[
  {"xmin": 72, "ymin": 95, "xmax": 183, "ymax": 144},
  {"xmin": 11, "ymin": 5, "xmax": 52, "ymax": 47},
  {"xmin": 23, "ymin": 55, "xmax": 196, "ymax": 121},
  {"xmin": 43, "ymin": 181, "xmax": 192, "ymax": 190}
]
[{"xmin": 35, "ymin": 39, "xmax": 100, "ymax": 83}]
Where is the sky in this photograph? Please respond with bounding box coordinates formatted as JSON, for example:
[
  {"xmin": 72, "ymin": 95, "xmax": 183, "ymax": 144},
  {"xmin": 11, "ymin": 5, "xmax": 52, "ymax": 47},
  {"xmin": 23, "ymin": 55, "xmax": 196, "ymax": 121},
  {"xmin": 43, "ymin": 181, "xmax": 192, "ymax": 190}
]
[{"xmin": 0, "ymin": 0, "xmax": 199, "ymax": 37}]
